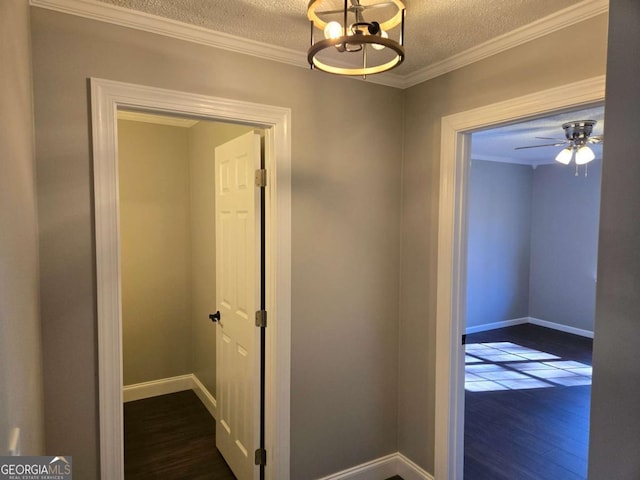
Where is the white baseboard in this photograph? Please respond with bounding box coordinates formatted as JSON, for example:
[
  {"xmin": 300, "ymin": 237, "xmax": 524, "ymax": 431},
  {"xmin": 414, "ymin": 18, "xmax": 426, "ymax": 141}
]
[
  {"xmin": 122, "ymin": 379, "xmax": 432, "ymax": 480},
  {"xmin": 316, "ymin": 453, "xmax": 433, "ymax": 480},
  {"xmin": 192, "ymin": 374, "xmax": 217, "ymax": 420},
  {"xmin": 528, "ymin": 317, "xmax": 594, "ymax": 338},
  {"xmin": 396, "ymin": 453, "xmax": 434, "ymax": 480},
  {"xmin": 123, "ymin": 373, "xmax": 219, "ymax": 416},
  {"xmin": 465, "ymin": 317, "xmax": 529, "ymax": 334},
  {"xmin": 123, "ymin": 374, "xmax": 193, "ymax": 402},
  {"xmin": 316, "ymin": 454, "xmax": 397, "ymax": 480},
  {"xmin": 465, "ymin": 316, "xmax": 594, "ymax": 338}
]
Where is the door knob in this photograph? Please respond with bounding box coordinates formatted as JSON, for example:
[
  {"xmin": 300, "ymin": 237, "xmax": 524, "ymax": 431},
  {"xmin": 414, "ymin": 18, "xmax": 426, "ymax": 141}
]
[{"xmin": 209, "ymin": 311, "xmax": 221, "ymax": 322}]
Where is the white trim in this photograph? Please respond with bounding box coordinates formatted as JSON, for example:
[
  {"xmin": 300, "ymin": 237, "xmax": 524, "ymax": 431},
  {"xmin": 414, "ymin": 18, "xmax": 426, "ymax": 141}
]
[
  {"xmin": 528, "ymin": 317, "xmax": 594, "ymax": 339},
  {"xmin": 30, "ymin": 0, "xmax": 304, "ymax": 67},
  {"xmin": 122, "ymin": 374, "xmax": 194, "ymax": 403},
  {"xmin": 464, "ymin": 317, "xmax": 595, "ymax": 338},
  {"xmin": 465, "ymin": 317, "xmax": 529, "ymax": 334},
  {"xmin": 396, "ymin": 453, "xmax": 434, "ymax": 480},
  {"xmin": 318, "ymin": 452, "xmax": 434, "ymax": 480},
  {"xmin": 91, "ymin": 78, "xmax": 291, "ymax": 480},
  {"xmin": 403, "ymin": 0, "xmax": 608, "ymax": 88},
  {"xmin": 29, "ymin": 0, "xmax": 606, "ymax": 90},
  {"xmin": 471, "ymin": 155, "xmax": 553, "ymax": 167},
  {"xmin": 315, "ymin": 453, "xmax": 434, "ymax": 480},
  {"xmin": 121, "ymin": 374, "xmax": 219, "ymax": 418},
  {"xmin": 315, "ymin": 454, "xmax": 397, "ymax": 480},
  {"xmin": 435, "ymin": 75, "xmax": 606, "ymax": 480},
  {"xmin": 471, "ymin": 154, "xmax": 602, "ymax": 168},
  {"xmin": 191, "ymin": 374, "xmax": 218, "ymax": 420},
  {"xmin": 117, "ymin": 109, "xmax": 198, "ymax": 128}
]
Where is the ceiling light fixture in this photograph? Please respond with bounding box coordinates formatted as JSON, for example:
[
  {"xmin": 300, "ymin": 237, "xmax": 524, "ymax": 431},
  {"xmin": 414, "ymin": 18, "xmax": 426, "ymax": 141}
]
[
  {"xmin": 516, "ymin": 120, "xmax": 603, "ymax": 176},
  {"xmin": 555, "ymin": 120, "xmax": 599, "ymax": 175},
  {"xmin": 307, "ymin": 0, "xmax": 406, "ymax": 78}
]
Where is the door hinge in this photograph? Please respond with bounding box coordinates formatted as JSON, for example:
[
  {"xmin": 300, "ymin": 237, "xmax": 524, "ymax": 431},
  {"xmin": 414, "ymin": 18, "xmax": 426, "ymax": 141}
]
[
  {"xmin": 255, "ymin": 169, "xmax": 267, "ymax": 188},
  {"xmin": 255, "ymin": 310, "xmax": 267, "ymax": 328},
  {"xmin": 255, "ymin": 448, "xmax": 267, "ymax": 466},
  {"xmin": 462, "ymin": 334, "xmax": 467, "ymax": 345}
]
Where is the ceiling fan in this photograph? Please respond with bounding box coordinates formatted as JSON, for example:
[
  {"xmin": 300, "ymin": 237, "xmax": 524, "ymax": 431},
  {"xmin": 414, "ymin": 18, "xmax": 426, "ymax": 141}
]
[{"xmin": 515, "ymin": 120, "xmax": 603, "ymax": 166}]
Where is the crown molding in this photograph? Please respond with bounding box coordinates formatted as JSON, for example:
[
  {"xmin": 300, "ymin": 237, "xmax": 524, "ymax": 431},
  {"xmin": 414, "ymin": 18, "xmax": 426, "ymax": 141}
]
[
  {"xmin": 402, "ymin": 0, "xmax": 609, "ymax": 89},
  {"xmin": 28, "ymin": 0, "xmax": 405, "ymax": 89},
  {"xmin": 29, "ymin": 0, "xmax": 305, "ymax": 66},
  {"xmin": 30, "ymin": 0, "xmax": 607, "ymax": 91},
  {"xmin": 471, "ymin": 154, "xmax": 544, "ymax": 166},
  {"xmin": 117, "ymin": 110, "xmax": 199, "ymax": 127}
]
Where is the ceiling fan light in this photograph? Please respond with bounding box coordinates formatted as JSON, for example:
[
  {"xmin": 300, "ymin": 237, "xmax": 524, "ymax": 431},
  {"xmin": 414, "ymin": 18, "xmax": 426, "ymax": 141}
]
[
  {"xmin": 575, "ymin": 145, "xmax": 595, "ymax": 165},
  {"xmin": 555, "ymin": 147, "xmax": 573, "ymax": 165}
]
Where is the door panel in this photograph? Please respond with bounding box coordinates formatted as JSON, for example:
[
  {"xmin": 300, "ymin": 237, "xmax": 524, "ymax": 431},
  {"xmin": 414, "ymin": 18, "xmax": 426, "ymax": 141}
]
[{"xmin": 215, "ymin": 132, "xmax": 261, "ymax": 480}]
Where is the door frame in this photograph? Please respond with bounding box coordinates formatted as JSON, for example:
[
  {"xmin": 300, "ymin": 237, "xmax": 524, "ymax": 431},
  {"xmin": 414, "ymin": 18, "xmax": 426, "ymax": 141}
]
[
  {"xmin": 90, "ymin": 78, "xmax": 291, "ymax": 480},
  {"xmin": 434, "ymin": 75, "xmax": 606, "ymax": 480}
]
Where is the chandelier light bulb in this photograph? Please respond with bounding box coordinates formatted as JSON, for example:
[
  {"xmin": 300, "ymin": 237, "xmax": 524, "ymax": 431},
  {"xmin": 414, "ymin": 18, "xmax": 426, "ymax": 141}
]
[
  {"xmin": 372, "ymin": 30, "xmax": 389, "ymax": 50},
  {"xmin": 575, "ymin": 145, "xmax": 595, "ymax": 165},
  {"xmin": 324, "ymin": 21, "xmax": 343, "ymax": 40},
  {"xmin": 555, "ymin": 147, "xmax": 573, "ymax": 165}
]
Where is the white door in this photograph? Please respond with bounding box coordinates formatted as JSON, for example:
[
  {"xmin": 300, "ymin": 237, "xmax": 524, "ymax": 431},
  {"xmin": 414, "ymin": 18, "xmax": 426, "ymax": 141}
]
[{"xmin": 215, "ymin": 131, "xmax": 261, "ymax": 480}]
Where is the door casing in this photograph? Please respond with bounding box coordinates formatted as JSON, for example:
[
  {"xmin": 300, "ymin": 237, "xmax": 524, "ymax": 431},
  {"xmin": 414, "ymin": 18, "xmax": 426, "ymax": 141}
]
[
  {"xmin": 434, "ymin": 75, "xmax": 606, "ymax": 480},
  {"xmin": 90, "ymin": 78, "xmax": 291, "ymax": 480}
]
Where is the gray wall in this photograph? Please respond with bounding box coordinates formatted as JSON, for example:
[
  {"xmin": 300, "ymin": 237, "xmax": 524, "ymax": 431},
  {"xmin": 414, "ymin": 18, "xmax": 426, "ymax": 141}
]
[
  {"xmin": 589, "ymin": 1, "xmax": 640, "ymax": 477},
  {"xmin": 399, "ymin": 14, "xmax": 608, "ymax": 472},
  {"xmin": 530, "ymin": 160, "xmax": 601, "ymax": 332},
  {"xmin": 0, "ymin": 0, "xmax": 45, "ymax": 457},
  {"xmin": 466, "ymin": 160, "xmax": 533, "ymax": 329},
  {"xmin": 30, "ymin": 8, "xmax": 402, "ymax": 479},
  {"xmin": 466, "ymin": 158, "xmax": 601, "ymax": 333}
]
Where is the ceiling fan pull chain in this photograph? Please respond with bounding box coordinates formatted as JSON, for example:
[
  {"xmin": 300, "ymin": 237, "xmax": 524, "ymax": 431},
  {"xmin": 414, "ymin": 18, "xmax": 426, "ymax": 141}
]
[
  {"xmin": 585, "ymin": 163, "xmax": 588, "ymax": 177},
  {"xmin": 575, "ymin": 164, "xmax": 579, "ymax": 176}
]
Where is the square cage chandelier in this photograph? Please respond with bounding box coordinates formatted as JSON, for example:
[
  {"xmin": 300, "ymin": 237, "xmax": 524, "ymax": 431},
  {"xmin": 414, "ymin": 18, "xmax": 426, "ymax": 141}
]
[{"xmin": 307, "ymin": 0, "xmax": 406, "ymax": 77}]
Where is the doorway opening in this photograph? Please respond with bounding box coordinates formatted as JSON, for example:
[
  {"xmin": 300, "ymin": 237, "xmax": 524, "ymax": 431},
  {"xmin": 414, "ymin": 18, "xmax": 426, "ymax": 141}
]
[
  {"xmin": 91, "ymin": 78, "xmax": 291, "ymax": 480},
  {"xmin": 433, "ymin": 75, "xmax": 606, "ymax": 480},
  {"xmin": 463, "ymin": 104, "xmax": 603, "ymax": 479},
  {"xmin": 116, "ymin": 111, "xmax": 261, "ymax": 479}
]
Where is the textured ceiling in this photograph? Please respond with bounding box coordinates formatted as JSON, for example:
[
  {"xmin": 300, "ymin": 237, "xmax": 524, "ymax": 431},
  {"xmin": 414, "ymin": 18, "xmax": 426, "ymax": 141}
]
[
  {"xmin": 97, "ymin": 1, "xmax": 604, "ymax": 164},
  {"xmin": 96, "ymin": 0, "xmax": 587, "ymax": 76},
  {"xmin": 472, "ymin": 105, "xmax": 605, "ymax": 166}
]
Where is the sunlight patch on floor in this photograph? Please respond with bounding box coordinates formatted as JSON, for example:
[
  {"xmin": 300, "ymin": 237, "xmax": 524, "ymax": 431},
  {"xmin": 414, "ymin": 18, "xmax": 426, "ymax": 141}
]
[{"xmin": 465, "ymin": 342, "xmax": 592, "ymax": 392}]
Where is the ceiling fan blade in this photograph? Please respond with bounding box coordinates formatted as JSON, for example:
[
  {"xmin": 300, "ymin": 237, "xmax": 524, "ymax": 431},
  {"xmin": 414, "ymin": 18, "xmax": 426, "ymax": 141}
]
[
  {"xmin": 514, "ymin": 142, "xmax": 567, "ymax": 150},
  {"xmin": 588, "ymin": 136, "xmax": 604, "ymax": 144},
  {"xmin": 535, "ymin": 136, "xmax": 566, "ymax": 141}
]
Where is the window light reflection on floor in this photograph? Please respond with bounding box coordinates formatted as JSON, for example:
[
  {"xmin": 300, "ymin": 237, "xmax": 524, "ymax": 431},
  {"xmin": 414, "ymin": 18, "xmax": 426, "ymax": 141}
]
[{"xmin": 465, "ymin": 342, "xmax": 592, "ymax": 392}]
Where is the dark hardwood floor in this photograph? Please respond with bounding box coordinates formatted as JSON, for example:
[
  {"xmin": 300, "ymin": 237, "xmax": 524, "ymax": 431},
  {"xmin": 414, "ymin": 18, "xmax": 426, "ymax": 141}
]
[
  {"xmin": 124, "ymin": 390, "xmax": 236, "ymax": 480},
  {"xmin": 125, "ymin": 391, "xmax": 407, "ymax": 480},
  {"xmin": 464, "ymin": 324, "xmax": 593, "ymax": 480}
]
